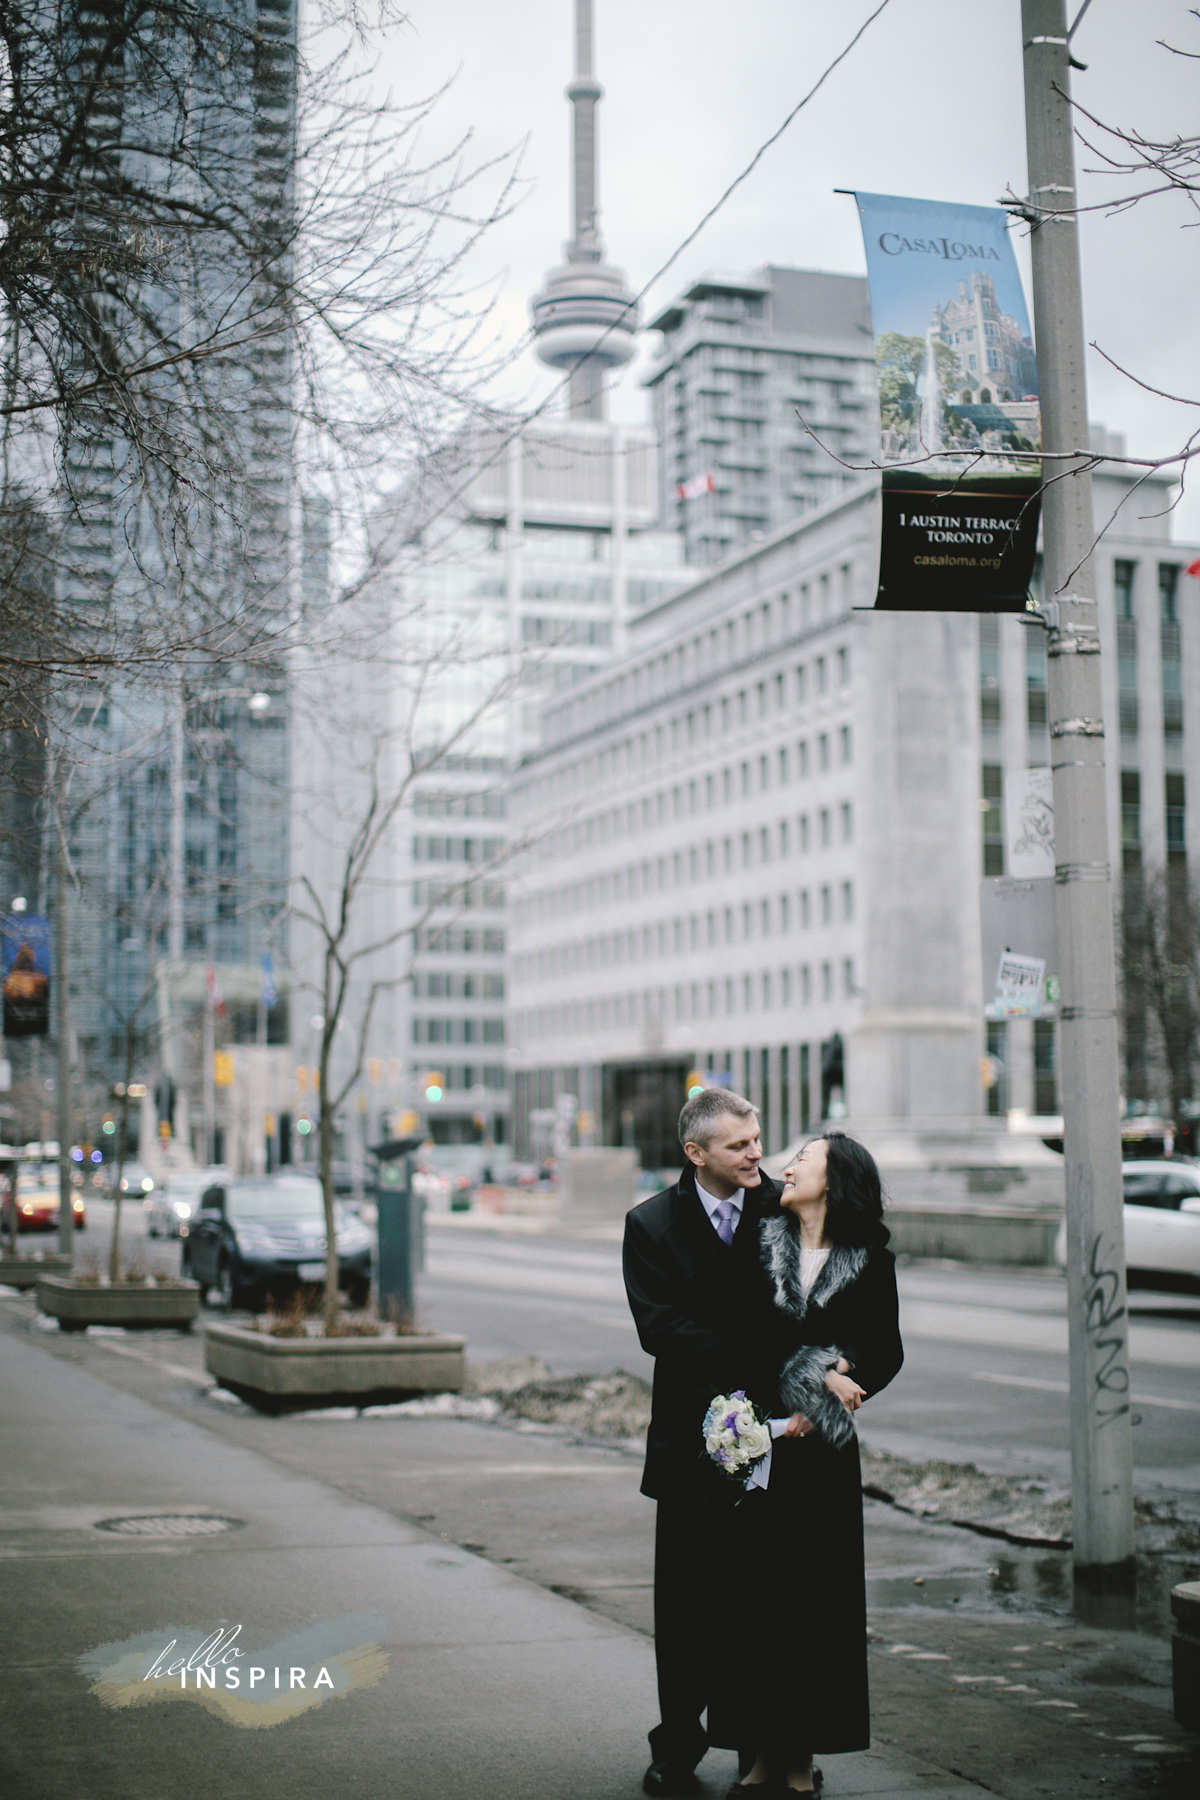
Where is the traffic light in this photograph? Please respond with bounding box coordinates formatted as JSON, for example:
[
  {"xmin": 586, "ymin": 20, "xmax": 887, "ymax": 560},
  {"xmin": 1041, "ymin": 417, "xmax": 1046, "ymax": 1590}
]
[
  {"xmin": 214, "ymin": 1050, "xmax": 235, "ymax": 1088},
  {"xmin": 686, "ymin": 1070, "xmax": 705, "ymax": 1098},
  {"xmin": 424, "ymin": 1071, "xmax": 444, "ymax": 1103}
]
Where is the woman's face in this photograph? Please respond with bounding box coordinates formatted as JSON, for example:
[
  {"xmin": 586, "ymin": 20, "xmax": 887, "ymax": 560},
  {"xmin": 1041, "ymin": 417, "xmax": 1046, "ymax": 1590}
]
[{"xmin": 781, "ymin": 1137, "xmax": 828, "ymax": 1216}]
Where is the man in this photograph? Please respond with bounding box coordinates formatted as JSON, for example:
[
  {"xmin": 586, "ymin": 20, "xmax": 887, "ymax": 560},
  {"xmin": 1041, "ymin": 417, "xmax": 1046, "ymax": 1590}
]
[{"xmin": 623, "ymin": 1088, "xmax": 781, "ymax": 1797}]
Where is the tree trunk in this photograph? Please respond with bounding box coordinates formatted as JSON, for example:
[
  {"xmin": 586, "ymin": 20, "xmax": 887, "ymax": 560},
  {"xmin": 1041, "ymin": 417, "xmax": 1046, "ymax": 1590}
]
[{"xmin": 319, "ymin": 953, "xmax": 339, "ymax": 1335}]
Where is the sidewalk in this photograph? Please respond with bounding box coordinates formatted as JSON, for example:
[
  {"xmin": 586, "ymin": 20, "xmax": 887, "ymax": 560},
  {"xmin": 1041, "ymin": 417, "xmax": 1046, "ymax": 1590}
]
[
  {"xmin": 0, "ymin": 1315, "xmax": 983, "ymax": 1800},
  {"xmin": 1, "ymin": 1292, "xmax": 1196, "ymax": 1799}
]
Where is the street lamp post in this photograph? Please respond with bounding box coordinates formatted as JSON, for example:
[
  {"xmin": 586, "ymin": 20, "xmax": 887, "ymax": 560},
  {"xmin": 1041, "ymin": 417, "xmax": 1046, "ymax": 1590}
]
[{"xmin": 1018, "ymin": 0, "xmax": 1134, "ymax": 1578}]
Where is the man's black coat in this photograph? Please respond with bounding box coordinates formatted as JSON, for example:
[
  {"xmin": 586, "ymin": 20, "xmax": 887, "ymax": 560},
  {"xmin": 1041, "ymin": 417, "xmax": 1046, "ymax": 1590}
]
[{"xmin": 623, "ymin": 1162, "xmax": 782, "ymax": 1500}]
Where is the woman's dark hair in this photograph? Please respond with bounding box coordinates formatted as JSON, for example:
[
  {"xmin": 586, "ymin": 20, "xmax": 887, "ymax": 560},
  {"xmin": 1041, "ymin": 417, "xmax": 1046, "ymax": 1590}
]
[{"xmin": 818, "ymin": 1129, "xmax": 889, "ymax": 1249}]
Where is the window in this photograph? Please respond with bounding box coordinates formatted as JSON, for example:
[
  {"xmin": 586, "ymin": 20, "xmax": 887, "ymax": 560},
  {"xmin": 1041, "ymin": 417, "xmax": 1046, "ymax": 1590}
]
[
  {"xmin": 1121, "ymin": 770, "xmax": 1141, "ymax": 872},
  {"xmin": 841, "ymin": 880, "xmax": 854, "ymax": 921},
  {"xmin": 798, "ymin": 740, "xmax": 810, "ymax": 778},
  {"xmin": 799, "ymin": 814, "xmax": 810, "ymax": 852},
  {"xmin": 815, "ymin": 657, "xmax": 828, "ymax": 695},
  {"xmin": 1167, "ymin": 773, "xmax": 1186, "ymax": 860},
  {"xmin": 743, "ymin": 903, "xmax": 753, "ymax": 940},
  {"xmin": 819, "ymin": 808, "xmax": 831, "ymax": 848},
  {"xmin": 841, "ymin": 957, "xmax": 855, "ymax": 997},
  {"xmin": 741, "ymin": 761, "xmax": 752, "ymax": 797},
  {"xmin": 778, "ymin": 746, "xmax": 790, "ymax": 785},
  {"xmin": 837, "ymin": 646, "xmax": 850, "ymax": 686},
  {"xmin": 1113, "ymin": 559, "xmax": 1135, "ymax": 621},
  {"xmin": 839, "ymin": 802, "xmax": 853, "ymax": 843},
  {"xmin": 759, "ymin": 754, "xmax": 770, "ymax": 791},
  {"xmin": 1034, "ymin": 1020, "xmax": 1058, "ymax": 1115},
  {"xmin": 801, "ymin": 965, "xmax": 812, "ymax": 1005},
  {"xmin": 1026, "ymin": 628, "xmax": 1048, "ymax": 732},
  {"xmin": 800, "ymin": 889, "xmax": 811, "ymax": 928},
  {"xmin": 980, "ymin": 615, "xmax": 1001, "ymax": 728},
  {"xmin": 839, "ymin": 725, "xmax": 852, "ymax": 765},
  {"xmin": 760, "ymin": 899, "xmax": 771, "ymax": 936},
  {"xmin": 779, "ymin": 893, "xmax": 791, "ymax": 931},
  {"xmin": 796, "ymin": 665, "xmax": 808, "ymax": 704},
  {"xmin": 821, "ymin": 961, "xmax": 833, "ymax": 1001},
  {"xmin": 820, "ymin": 885, "xmax": 832, "ymax": 925},
  {"xmin": 1161, "ymin": 565, "xmax": 1183, "ymax": 735},
  {"xmin": 981, "ymin": 765, "xmax": 1004, "ymax": 875},
  {"xmin": 818, "ymin": 733, "xmax": 830, "ymax": 771}
]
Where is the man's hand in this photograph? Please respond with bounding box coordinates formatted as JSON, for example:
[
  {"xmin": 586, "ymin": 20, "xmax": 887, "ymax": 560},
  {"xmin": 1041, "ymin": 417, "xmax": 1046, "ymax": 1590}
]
[{"xmin": 825, "ymin": 1370, "xmax": 866, "ymax": 1412}]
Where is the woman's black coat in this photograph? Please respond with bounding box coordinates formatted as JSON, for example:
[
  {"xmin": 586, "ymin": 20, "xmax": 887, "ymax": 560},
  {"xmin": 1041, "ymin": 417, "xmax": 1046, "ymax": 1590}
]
[{"xmin": 707, "ymin": 1213, "xmax": 903, "ymax": 1759}]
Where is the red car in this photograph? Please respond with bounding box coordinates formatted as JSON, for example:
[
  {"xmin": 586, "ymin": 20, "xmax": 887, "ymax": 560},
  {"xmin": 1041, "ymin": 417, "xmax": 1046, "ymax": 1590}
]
[{"xmin": 1, "ymin": 1171, "xmax": 86, "ymax": 1232}]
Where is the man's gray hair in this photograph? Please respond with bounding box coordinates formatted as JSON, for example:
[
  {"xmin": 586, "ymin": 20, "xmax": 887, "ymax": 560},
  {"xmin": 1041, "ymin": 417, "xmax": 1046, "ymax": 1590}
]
[{"xmin": 677, "ymin": 1087, "xmax": 758, "ymax": 1151}]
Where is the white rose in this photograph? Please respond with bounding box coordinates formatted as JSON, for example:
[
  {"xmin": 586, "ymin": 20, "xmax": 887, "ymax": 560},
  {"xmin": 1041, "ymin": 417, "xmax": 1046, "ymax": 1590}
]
[
  {"xmin": 740, "ymin": 1422, "xmax": 772, "ymax": 1460},
  {"xmin": 734, "ymin": 1408, "xmax": 756, "ymax": 1436}
]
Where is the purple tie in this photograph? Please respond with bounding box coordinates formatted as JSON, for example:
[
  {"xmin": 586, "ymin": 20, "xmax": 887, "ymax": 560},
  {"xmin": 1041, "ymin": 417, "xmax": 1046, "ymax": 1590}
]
[{"xmin": 714, "ymin": 1200, "xmax": 737, "ymax": 1246}]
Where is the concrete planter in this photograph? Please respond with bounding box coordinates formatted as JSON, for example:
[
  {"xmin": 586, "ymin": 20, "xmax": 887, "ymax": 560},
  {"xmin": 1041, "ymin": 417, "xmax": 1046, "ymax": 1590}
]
[
  {"xmin": 885, "ymin": 1202, "xmax": 1062, "ymax": 1266},
  {"xmin": 203, "ymin": 1320, "xmax": 467, "ymax": 1413},
  {"xmin": 1173, "ymin": 1580, "xmax": 1200, "ymax": 1731},
  {"xmin": 36, "ymin": 1274, "xmax": 201, "ymax": 1331},
  {"xmin": 0, "ymin": 1254, "xmax": 74, "ymax": 1290}
]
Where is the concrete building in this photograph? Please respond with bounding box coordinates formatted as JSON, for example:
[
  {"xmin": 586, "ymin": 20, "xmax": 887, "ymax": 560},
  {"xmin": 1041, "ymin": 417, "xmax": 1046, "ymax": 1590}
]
[
  {"xmin": 644, "ymin": 266, "xmax": 878, "ymax": 566},
  {"xmin": 290, "ymin": 0, "xmax": 688, "ymax": 1159},
  {"xmin": 507, "ymin": 443, "xmax": 1199, "ymax": 1195}
]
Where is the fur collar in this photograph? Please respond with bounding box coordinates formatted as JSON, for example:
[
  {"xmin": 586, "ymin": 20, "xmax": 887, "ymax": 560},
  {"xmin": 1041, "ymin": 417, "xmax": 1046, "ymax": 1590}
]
[{"xmin": 759, "ymin": 1213, "xmax": 868, "ymax": 1319}]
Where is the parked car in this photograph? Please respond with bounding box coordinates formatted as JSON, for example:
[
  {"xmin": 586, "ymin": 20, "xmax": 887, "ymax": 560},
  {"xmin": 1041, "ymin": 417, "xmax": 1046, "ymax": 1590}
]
[
  {"xmin": 1, "ymin": 1169, "xmax": 85, "ymax": 1233},
  {"xmin": 111, "ymin": 1162, "xmax": 157, "ymax": 1200},
  {"xmin": 145, "ymin": 1168, "xmax": 229, "ymax": 1239},
  {"xmin": 1054, "ymin": 1160, "xmax": 1200, "ymax": 1292},
  {"xmin": 181, "ymin": 1174, "xmax": 373, "ymax": 1310}
]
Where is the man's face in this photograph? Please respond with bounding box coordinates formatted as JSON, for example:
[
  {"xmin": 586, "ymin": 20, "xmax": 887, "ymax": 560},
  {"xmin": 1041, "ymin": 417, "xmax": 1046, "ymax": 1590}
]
[{"xmin": 685, "ymin": 1114, "xmax": 763, "ymax": 1193}]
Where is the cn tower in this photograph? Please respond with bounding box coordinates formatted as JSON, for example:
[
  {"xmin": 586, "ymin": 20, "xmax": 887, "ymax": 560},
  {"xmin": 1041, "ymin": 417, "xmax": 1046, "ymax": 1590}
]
[{"xmin": 530, "ymin": 0, "xmax": 639, "ymax": 419}]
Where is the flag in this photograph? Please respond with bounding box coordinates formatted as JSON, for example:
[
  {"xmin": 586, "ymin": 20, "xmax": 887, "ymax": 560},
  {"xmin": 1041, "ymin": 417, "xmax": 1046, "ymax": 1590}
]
[
  {"xmin": 260, "ymin": 952, "xmax": 278, "ymax": 1010},
  {"xmin": 677, "ymin": 472, "xmax": 715, "ymax": 501},
  {"xmin": 1186, "ymin": 556, "xmax": 1200, "ymax": 578}
]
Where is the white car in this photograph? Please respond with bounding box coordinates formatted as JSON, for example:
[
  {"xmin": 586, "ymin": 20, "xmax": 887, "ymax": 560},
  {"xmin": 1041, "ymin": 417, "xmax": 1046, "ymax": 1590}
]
[
  {"xmin": 1055, "ymin": 1160, "xmax": 1200, "ymax": 1290},
  {"xmin": 145, "ymin": 1168, "xmax": 230, "ymax": 1239}
]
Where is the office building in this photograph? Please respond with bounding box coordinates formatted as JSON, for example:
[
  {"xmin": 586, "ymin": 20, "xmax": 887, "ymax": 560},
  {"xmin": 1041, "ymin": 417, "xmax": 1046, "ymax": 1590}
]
[
  {"xmin": 507, "ymin": 440, "xmax": 1199, "ymax": 1194},
  {"xmin": 645, "ymin": 266, "xmax": 877, "ymax": 566}
]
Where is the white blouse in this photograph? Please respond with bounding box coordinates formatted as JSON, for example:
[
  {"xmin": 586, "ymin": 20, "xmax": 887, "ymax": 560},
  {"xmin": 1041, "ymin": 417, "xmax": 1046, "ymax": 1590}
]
[{"xmin": 800, "ymin": 1245, "xmax": 831, "ymax": 1297}]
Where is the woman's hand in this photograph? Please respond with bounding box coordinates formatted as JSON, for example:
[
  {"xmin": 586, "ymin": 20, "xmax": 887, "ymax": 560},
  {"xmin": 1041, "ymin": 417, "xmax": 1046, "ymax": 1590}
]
[
  {"xmin": 826, "ymin": 1370, "xmax": 866, "ymax": 1412},
  {"xmin": 782, "ymin": 1412, "xmax": 816, "ymax": 1438}
]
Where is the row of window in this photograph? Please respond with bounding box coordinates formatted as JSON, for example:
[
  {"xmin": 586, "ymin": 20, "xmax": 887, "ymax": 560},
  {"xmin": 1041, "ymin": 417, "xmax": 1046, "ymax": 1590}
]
[
  {"xmin": 415, "ymin": 926, "xmax": 505, "ymax": 955},
  {"xmin": 1121, "ymin": 770, "xmax": 1187, "ymax": 857},
  {"xmin": 412, "ymin": 971, "xmax": 505, "ymax": 1000},
  {"xmin": 412, "ymin": 836, "xmax": 505, "ymax": 863},
  {"xmin": 538, "ymin": 738, "xmax": 854, "ymax": 862},
  {"xmin": 517, "ymin": 959, "xmax": 857, "ymax": 1040},
  {"xmin": 411, "ymin": 1018, "xmax": 506, "ymax": 1045},
  {"xmin": 982, "ymin": 764, "xmax": 1187, "ymax": 877},
  {"xmin": 411, "ymin": 880, "xmax": 505, "ymax": 910},
  {"xmin": 516, "ymin": 885, "xmax": 855, "ymax": 985},
  {"xmin": 409, "ymin": 1063, "xmax": 507, "ymax": 1092},
  {"xmin": 520, "ymin": 812, "xmax": 854, "ymax": 928},
  {"xmin": 534, "ymin": 623, "xmax": 853, "ymax": 800},
  {"xmin": 414, "ymin": 791, "xmax": 505, "ymax": 820}
]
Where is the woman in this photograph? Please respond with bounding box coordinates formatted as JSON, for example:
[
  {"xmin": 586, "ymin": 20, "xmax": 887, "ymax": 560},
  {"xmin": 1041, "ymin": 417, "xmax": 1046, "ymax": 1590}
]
[{"xmin": 710, "ymin": 1128, "xmax": 903, "ymax": 1797}]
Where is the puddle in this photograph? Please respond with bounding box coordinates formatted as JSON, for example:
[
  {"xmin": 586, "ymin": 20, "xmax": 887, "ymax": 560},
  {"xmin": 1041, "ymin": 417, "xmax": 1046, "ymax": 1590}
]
[{"xmin": 868, "ymin": 1539, "xmax": 1200, "ymax": 1639}]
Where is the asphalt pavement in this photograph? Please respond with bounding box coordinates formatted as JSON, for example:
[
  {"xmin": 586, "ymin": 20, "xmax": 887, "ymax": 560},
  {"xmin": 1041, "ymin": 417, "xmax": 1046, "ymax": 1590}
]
[{"xmin": 4, "ymin": 1202, "xmax": 1198, "ymax": 1797}]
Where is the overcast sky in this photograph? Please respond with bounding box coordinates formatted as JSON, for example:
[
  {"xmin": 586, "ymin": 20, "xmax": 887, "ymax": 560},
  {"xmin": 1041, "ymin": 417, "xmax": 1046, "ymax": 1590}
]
[{"xmin": 367, "ymin": 0, "xmax": 1199, "ymax": 539}]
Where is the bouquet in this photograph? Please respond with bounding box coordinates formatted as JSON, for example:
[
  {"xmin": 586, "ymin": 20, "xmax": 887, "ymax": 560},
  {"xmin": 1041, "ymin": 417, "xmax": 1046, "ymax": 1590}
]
[{"xmin": 702, "ymin": 1390, "xmax": 774, "ymax": 1492}]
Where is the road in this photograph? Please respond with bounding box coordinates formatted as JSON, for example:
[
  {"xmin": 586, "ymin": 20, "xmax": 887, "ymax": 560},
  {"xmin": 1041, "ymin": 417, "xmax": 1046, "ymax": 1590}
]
[
  {"xmin": 414, "ymin": 1221, "xmax": 1200, "ymax": 1491},
  {"xmin": 54, "ymin": 1195, "xmax": 1200, "ymax": 1489}
]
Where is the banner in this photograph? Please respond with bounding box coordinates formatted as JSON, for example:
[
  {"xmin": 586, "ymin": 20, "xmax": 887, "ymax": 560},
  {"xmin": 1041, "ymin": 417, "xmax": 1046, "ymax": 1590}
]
[
  {"xmin": 2, "ymin": 913, "xmax": 51, "ymax": 1037},
  {"xmin": 852, "ymin": 192, "xmax": 1041, "ymax": 611}
]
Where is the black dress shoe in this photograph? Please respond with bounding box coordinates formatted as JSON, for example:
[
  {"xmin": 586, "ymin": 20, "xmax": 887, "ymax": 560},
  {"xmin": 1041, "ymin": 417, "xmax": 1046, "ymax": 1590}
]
[{"xmin": 643, "ymin": 1759, "xmax": 699, "ymax": 1797}]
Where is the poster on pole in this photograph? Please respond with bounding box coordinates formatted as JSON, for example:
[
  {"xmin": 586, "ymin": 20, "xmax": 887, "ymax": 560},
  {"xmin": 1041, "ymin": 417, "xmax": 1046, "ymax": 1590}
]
[
  {"xmin": 2, "ymin": 913, "xmax": 52, "ymax": 1036},
  {"xmin": 851, "ymin": 192, "xmax": 1041, "ymax": 611}
]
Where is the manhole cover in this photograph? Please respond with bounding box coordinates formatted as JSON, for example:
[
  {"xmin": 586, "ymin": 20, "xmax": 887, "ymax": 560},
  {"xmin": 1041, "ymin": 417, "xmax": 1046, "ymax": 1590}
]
[{"xmin": 94, "ymin": 1514, "xmax": 244, "ymax": 1537}]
